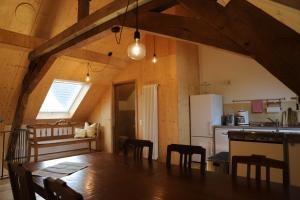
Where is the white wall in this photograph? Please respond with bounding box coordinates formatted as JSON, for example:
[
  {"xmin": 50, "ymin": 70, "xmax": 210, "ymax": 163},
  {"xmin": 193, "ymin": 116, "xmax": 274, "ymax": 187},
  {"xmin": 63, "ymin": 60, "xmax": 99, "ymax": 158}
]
[{"xmin": 198, "ymin": 44, "xmax": 296, "ymax": 104}]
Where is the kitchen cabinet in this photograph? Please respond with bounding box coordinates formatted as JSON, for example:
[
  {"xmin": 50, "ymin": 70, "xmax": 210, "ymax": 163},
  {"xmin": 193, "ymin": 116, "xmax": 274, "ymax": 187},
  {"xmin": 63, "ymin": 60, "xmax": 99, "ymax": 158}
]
[
  {"xmin": 215, "ymin": 128, "xmax": 230, "ymax": 154},
  {"xmin": 214, "ymin": 128, "xmax": 243, "ymax": 155}
]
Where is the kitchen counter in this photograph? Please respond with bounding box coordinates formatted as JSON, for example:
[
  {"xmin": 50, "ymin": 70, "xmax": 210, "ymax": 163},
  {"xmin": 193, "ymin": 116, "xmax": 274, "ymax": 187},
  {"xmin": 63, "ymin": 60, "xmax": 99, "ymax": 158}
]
[
  {"xmin": 228, "ymin": 130, "xmax": 300, "ymax": 186},
  {"xmin": 214, "ymin": 125, "xmax": 300, "ymax": 133}
]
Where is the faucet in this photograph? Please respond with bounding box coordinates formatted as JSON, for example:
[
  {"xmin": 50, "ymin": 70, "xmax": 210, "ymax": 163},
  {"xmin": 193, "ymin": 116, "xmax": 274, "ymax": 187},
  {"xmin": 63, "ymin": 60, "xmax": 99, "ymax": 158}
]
[{"xmin": 266, "ymin": 118, "xmax": 280, "ymax": 132}]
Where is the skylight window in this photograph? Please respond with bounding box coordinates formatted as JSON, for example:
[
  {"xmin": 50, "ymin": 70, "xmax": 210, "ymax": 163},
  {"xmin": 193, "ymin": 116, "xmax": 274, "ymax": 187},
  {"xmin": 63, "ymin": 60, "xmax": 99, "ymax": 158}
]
[{"xmin": 37, "ymin": 80, "xmax": 90, "ymax": 119}]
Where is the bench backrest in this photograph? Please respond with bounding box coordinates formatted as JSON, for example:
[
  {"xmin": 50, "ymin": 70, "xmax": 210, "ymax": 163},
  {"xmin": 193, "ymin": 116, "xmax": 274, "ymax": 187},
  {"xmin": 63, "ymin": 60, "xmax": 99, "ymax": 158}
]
[{"xmin": 27, "ymin": 120, "xmax": 84, "ymax": 141}]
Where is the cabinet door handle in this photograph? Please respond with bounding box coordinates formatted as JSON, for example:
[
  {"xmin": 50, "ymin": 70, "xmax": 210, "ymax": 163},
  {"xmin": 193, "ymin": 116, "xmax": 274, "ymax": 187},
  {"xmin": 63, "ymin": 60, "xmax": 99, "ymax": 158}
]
[{"xmin": 222, "ymin": 132, "xmax": 228, "ymax": 135}]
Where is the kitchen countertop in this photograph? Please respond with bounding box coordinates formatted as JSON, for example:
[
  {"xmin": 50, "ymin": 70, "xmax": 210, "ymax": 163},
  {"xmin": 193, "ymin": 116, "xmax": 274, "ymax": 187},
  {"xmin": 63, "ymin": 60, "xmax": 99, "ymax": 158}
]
[
  {"xmin": 214, "ymin": 125, "xmax": 300, "ymax": 132},
  {"xmin": 227, "ymin": 131, "xmax": 300, "ymax": 143}
]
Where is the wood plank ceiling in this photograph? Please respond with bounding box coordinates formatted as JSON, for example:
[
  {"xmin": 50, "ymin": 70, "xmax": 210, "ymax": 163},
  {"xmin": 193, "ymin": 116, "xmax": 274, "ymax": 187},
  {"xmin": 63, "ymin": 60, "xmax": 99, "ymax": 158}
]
[{"xmin": 0, "ymin": 0, "xmax": 299, "ymax": 128}]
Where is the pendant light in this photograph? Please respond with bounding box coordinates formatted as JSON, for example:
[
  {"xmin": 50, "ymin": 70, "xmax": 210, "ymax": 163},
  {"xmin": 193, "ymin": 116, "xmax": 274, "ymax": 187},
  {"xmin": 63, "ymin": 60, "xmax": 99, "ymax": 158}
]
[
  {"xmin": 85, "ymin": 63, "xmax": 90, "ymax": 82},
  {"xmin": 127, "ymin": 0, "xmax": 146, "ymax": 60},
  {"xmin": 152, "ymin": 36, "xmax": 157, "ymax": 64}
]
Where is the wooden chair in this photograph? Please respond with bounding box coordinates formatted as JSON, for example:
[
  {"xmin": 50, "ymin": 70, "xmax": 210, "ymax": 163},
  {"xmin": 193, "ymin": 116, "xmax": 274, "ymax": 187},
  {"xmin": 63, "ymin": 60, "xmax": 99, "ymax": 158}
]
[
  {"xmin": 43, "ymin": 177, "xmax": 83, "ymax": 200},
  {"xmin": 8, "ymin": 163, "xmax": 36, "ymax": 200},
  {"xmin": 123, "ymin": 139, "xmax": 153, "ymax": 161},
  {"xmin": 231, "ymin": 154, "xmax": 289, "ymax": 186},
  {"xmin": 166, "ymin": 144, "xmax": 206, "ymax": 174}
]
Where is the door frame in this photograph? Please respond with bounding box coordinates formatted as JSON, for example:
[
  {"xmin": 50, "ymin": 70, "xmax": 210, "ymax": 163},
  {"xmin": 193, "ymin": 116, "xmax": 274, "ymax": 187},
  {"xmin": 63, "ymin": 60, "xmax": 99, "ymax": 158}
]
[{"xmin": 112, "ymin": 79, "xmax": 138, "ymax": 153}]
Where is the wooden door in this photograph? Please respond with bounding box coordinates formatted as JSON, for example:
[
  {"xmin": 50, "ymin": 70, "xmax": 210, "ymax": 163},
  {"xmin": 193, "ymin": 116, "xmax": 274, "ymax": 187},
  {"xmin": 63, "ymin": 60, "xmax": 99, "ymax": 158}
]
[{"xmin": 113, "ymin": 82, "xmax": 136, "ymax": 154}]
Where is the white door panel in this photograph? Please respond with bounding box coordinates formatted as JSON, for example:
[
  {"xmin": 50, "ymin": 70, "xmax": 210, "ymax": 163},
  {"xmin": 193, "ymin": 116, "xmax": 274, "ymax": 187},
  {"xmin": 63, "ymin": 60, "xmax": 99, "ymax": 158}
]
[{"xmin": 215, "ymin": 128, "xmax": 229, "ymax": 154}]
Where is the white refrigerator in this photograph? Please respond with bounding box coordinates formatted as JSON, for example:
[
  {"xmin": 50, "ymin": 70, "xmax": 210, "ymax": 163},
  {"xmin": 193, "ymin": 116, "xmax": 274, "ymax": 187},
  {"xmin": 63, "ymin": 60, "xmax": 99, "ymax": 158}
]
[{"xmin": 190, "ymin": 94, "xmax": 223, "ymax": 161}]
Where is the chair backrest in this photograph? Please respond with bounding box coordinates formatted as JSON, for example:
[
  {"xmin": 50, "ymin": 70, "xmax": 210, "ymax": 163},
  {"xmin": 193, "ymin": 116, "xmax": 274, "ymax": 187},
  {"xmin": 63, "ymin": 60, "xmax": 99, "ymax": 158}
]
[
  {"xmin": 231, "ymin": 154, "xmax": 289, "ymax": 186},
  {"xmin": 43, "ymin": 177, "xmax": 83, "ymax": 200},
  {"xmin": 123, "ymin": 139, "xmax": 153, "ymax": 161},
  {"xmin": 8, "ymin": 163, "xmax": 36, "ymax": 200},
  {"xmin": 166, "ymin": 144, "xmax": 206, "ymax": 174}
]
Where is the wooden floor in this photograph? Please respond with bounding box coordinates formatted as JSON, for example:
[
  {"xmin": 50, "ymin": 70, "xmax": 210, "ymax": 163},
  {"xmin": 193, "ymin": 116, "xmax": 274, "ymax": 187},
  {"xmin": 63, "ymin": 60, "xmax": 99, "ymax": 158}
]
[
  {"xmin": 0, "ymin": 148, "xmax": 91, "ymax": 200},
  {"xmin": 0, "ymin": 149, "xmax": 219, "ymax": 200}
]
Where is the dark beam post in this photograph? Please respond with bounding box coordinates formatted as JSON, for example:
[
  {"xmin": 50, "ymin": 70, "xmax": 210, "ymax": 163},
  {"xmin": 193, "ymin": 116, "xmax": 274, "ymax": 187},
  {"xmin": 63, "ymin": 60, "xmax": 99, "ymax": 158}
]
[
  {"xmin": 78, "ymin": 0, "xmax": 90, "ymax": 21},
  {"xmin": 272, "ymin": 0, "xmax": 300, "ymax": 10}
]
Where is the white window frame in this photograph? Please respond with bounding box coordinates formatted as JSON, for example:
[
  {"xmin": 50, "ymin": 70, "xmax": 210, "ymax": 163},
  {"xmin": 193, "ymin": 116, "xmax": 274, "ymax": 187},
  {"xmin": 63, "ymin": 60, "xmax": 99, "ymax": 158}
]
[{"xmin": 36, "ymin": 79, "xmax": 91, "ymax": 120}]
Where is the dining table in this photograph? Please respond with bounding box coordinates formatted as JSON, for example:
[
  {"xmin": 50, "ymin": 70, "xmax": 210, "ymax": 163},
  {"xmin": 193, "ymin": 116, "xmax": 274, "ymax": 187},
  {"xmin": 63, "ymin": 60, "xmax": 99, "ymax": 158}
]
[{"xmin": 25, "ymin": 152, "xmax": 300, "ymax": 200}]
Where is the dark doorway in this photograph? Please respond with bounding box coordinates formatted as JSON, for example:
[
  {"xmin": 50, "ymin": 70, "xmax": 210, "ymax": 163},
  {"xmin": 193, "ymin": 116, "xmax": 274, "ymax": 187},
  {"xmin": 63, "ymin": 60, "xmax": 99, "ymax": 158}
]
[{"xmin": 113, "ymin": 81, "xmax": 136, "ymax": 154}]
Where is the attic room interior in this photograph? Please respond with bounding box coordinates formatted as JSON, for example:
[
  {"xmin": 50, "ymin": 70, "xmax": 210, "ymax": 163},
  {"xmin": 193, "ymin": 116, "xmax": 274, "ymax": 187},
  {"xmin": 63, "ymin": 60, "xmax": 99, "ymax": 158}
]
[{"xmin": 0, "ymin": 0, "xmax": 300, "ymax": 199}]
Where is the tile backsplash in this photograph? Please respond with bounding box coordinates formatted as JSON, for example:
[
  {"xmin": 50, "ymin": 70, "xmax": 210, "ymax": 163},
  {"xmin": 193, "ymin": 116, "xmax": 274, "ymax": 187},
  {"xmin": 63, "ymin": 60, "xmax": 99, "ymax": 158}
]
[{"xmin": 223, "ymin": 101, "xmax": 300, "ymax": 123}]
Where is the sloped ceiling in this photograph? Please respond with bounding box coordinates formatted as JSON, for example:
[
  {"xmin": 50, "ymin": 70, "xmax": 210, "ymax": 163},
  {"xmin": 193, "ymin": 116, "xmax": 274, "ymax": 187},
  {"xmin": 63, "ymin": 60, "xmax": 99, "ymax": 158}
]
[{"xmin": 0, "ymin": 0, "xmax": 299, "ymax": 126}]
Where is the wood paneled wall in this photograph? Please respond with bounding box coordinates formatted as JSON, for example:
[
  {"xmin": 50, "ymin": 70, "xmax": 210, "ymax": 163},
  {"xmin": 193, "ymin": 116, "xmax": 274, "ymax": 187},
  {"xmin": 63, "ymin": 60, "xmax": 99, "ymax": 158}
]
[
  {"xmin": 176, "ymin": 41, "xmax": 200, "ymax": 145},
  {"xmin": 88, "ymin": 34, "xmax": 200, "ymax": 161},
  {"xmin": 89, "ymin": 35, "xmax": 179, "ymax": 160}
]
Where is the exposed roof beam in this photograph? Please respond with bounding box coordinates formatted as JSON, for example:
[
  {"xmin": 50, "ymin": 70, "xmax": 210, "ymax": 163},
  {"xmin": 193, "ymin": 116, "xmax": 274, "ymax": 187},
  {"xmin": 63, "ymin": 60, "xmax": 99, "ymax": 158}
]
[
  {"xmin": 11, "ymin": 56, "xmax": 57, "ymax": 128},
  {"xmin": 0, "ymin": 29, "xmax": 44, "ymax": 51},
  {"xmin": 11, "ymin": 0, "xmax": 176, "ymax": 130},
  {"xmin": 0, "ymin": 28, "xmax": 128, "ymax": 68},
  {"xmin": 271, "ymin": 0, "xmax": 300, "ymax": 10},
  {"xmin": 63, "ymin": 49, "xmax": 128, "ymax": 69},
  {"xmin": 179, "ymin": 0, "xmax": 300, "ymax": 95},
  {"xmin": 129, "ymin": 12, "xmax": 247, "ymax": 55},
  {"xmin": 29, "ymin": 0, "xmax": 176, "ymax": 60},
  {"xmin": 78, "ymin": 0, "xmax": 90, "ymax": 21},
  {"xmin": 25, "ymin": 0, "xmax": 176, "ymax": 93}
]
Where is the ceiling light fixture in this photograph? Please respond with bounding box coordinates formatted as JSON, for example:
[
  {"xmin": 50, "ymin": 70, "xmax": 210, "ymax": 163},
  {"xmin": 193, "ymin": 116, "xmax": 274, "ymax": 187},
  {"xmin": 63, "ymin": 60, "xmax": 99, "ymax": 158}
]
[
  {"xmin": 85, "ymin": 63, "xmax": 90, "ymax": 82},
  {"xmin": 127, "ymin": 0, "xmax": 146, "ymax": 60},
  {"xmin": 85, "ymin": 52, "xmax": 113, "ymax": 82},
  {"xmin": 152, "ymin": 36, "xmax": 157, "ymax": 64}
]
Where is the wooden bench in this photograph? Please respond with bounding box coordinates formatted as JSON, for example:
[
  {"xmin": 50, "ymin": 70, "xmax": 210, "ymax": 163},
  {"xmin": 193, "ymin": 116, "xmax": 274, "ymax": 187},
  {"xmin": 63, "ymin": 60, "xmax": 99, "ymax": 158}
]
[{"xmin": 27, "ymin": 121, "xmax": 100, "ymax": 162}]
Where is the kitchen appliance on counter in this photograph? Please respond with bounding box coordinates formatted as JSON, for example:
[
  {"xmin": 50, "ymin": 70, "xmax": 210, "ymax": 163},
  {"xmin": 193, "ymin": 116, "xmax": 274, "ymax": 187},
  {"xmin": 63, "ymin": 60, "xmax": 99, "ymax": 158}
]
[
  {"xmin": 190, "ymin": 94, "xmax": 223, "ymax": 161},
  {"xmin": 236, "ymin": 110, "xmax": 249, "ymax": 126},
  {"xmin": 226, "ymin": 113, "xmax": 235, "ymax": 126}
]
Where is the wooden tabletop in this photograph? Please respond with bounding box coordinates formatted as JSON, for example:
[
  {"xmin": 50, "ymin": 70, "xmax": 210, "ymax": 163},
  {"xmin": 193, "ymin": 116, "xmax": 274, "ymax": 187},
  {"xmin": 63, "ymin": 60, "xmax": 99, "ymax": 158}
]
[{"xmin": 25, "ymin": 152, "xmax": 300, "ymax": 200}]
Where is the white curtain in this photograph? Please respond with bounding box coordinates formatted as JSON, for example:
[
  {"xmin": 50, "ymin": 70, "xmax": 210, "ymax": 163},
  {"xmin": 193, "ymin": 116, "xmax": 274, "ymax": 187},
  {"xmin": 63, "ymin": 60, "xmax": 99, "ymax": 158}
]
[{"xmin": 141, "ymin": 84, "xmax": 158, "ymax": 160}]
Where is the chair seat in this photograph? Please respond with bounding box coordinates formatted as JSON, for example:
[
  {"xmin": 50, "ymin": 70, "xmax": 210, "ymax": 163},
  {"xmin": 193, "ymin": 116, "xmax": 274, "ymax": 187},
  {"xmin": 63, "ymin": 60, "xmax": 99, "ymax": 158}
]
[{"xmin": 35, "ymin": 137, "xmax": 94, "ymax": 145}]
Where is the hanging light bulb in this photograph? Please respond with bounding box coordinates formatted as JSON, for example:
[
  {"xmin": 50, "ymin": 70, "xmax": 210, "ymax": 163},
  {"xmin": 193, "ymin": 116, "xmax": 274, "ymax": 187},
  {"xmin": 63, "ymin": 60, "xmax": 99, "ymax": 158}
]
[
  {"xmin": 127, "ymin": 0, "xmax": 146, "ymax": 60},
  {"xmin": 128, "ymin": 31, "xmax": 146, "ymax": 60},
  {"xmin": 85, "ymin": 63, "xmax": 90, "ymax": 82},
  {"xmin": 152, "ymin": 36, "xmax": 157, "ymax": 64},
  {"xmin": 152, "ymin": 54, "xmax": 157, "ymax": 64},
  {"xmin": 85, "ymin": 72, "xmax": 90, "ymax": 82}
]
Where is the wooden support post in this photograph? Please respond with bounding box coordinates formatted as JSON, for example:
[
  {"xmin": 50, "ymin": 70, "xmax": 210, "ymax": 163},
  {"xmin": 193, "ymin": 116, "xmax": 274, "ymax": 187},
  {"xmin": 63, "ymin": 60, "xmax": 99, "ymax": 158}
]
[{"xmin": 78, "ymin": 0, "xmax": 90, "ymax": 21}]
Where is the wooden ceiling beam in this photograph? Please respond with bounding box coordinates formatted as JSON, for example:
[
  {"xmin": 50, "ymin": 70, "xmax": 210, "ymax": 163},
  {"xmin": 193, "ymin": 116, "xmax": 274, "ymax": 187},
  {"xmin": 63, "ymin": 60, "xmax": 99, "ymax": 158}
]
[
  {"xmin": 11, "ymin": 0, "xmax": 176, "ymax": 129},
  {"xmin": 271, "ymin": 0, "xmax": 300, "ymax": 10},
  {"xmin": 25, "ymin": 0, "xmax": 176, "ymax": 92},
  {"xmin": 29, "ymin": 0, "xmax": 176, "ymax": 60},
  {"xmin": 11, "ymin": 56, "xmax": 57, "ymax": 128},
  {"xmin": 179, "ymin": 0, "xmax": 300, "ymax": 95},
  {"xmin": 128, "ymin": 12, "xmax": 248, "ymax": 55},
  {"xmin": 78, "ymin": 0, "xmax": 90, "ymax": 21},
  {"xmin": 0, "ymin": 29, "xmax": 44, "ymax": 51},
  {"xmin": 0, "ymin": 28, "xmax": 128, "ymax": 68},
  {"xmin": 62, "ymin": 49, "xmax": 129, "ymax": 69}
]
